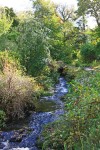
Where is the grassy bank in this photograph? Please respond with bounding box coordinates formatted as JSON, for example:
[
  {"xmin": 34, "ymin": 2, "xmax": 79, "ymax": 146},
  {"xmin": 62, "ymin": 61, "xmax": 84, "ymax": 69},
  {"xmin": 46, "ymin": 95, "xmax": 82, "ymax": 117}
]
[{"xmin": 38, "ymin": 64, "xmax": 100, "ymax": 150}]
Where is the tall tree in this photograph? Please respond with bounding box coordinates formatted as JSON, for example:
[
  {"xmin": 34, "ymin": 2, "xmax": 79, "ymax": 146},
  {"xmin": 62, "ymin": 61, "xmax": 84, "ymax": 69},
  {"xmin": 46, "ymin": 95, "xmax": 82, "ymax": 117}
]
[
  {"xmin": 16, "ymin": 13, "xmax": 50, "ymax": 76},
  {"xmin": 77, "ymin": 0, "xmax": 100, "ymax": 27},
  {"xmin": 56, "ymin": 5, "xmax": 75, "ymax": 22},
  {"xmin": 56, "ymin": 5, "xmax": 75, "ymax": 44},
  {"xmin": 32, "ymin": 0, "xmax": 62, "ymax": 60},
  {"xmin": 32, "ymin": 0, "xmax": 77, "ymax": 63}
]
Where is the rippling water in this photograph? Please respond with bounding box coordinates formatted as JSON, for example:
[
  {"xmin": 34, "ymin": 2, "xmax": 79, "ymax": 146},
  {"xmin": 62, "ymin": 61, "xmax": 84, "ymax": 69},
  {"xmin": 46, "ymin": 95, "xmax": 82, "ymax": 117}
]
[{"xmin": 0, "ymin": 77, "xmax": 68, "ymax": 150}]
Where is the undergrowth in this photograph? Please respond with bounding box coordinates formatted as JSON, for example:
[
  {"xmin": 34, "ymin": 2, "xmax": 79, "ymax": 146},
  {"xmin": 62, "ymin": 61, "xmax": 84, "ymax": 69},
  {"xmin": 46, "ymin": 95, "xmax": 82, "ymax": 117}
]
[
  {"xmin": 38, "ymin": 66, "xmax": 100, "ymax": 150},
  {"xmin": 0, "ymin": 51, "xmax": 42, "ymax": 128}
]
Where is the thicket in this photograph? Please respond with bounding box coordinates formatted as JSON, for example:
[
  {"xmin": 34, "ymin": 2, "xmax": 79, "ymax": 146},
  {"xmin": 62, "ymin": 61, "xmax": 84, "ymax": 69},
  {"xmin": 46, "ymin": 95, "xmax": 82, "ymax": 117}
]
[
  {"xmin": 80, "ymin": 28, "xmax": 100, "ymax": 63},
  {"xmin": 81, "ymin": 43, "xmax": 97, "ymax": 62},
  {"xmin": 0, "ymin": 51, "xmax": 41, "ymax": 124},
  {"xmin": 0, "ymin": 6, "xmax": 60, "ymax": 128}
]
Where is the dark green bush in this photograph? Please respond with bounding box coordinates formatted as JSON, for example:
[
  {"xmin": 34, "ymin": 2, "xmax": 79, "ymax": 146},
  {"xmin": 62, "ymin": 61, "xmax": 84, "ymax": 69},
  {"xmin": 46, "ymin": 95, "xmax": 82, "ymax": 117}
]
[{"xmin": 81, "ymin": 43, "xmax": 97, "ymax": 62}]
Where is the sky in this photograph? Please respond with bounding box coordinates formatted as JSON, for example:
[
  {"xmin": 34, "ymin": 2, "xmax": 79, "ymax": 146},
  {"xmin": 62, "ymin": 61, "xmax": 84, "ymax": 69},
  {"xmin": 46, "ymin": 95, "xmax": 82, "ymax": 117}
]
[
  {"xmin": 0, "ymin": 0, "xmax": 77, "ymax": 12},
  {"xmin": 0, "ymin": 0, "xmax": 97, "ymax": 28},
  {"xmin": 0, "ymin": 0, "xmax": 33, "ymax": 12}
]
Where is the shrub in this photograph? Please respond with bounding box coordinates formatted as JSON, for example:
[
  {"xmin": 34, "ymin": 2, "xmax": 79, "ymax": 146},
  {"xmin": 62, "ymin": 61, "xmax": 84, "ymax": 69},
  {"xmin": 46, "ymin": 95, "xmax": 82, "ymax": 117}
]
[
  {"xmin": 0, "ymin": 50, "xmax": 21, "ymax": 73},
  {"xmin": 81, "ymin": 43, "xmax": 96, "ymax": 62},
  {"xmin": 0, "ymin": 52, "xmax": 39, "ymax": 119},
  {"xmin": 0, "ymin": 73, "xmax": 37, "ymax": 119}
]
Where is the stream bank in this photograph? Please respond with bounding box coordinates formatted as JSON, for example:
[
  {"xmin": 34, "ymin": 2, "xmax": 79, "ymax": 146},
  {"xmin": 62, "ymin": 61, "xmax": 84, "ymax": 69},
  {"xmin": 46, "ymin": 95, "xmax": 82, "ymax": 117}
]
[{"xmin": 0, "ymin": 77, "xmax": 68, "ymax": 150}]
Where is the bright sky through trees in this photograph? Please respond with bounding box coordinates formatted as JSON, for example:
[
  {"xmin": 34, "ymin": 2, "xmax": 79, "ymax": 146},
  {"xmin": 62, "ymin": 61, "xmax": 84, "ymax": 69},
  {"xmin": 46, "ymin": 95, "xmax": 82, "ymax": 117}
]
[{"xmin": 0, "ymin": 0, "xmax": 97, "ymax": 28}]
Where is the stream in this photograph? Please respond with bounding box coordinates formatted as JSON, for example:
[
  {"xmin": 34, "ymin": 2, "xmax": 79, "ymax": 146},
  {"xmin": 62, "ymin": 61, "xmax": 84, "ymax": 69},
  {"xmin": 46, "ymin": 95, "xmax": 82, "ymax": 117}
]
[{"xmin": 0, "ymin": 77, "xmax": 68, "ymax": 150}]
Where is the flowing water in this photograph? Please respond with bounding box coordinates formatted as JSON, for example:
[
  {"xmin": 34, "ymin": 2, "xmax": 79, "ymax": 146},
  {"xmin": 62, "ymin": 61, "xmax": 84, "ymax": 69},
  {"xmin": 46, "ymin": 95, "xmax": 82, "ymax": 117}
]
[{"xmin": 0, "ymin": 77, "xmax": 68, "ymax": 150}]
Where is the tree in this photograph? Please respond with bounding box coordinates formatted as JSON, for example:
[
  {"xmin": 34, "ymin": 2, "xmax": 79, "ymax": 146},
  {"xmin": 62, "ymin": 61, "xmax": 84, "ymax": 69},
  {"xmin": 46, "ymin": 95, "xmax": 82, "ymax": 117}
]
[
  {"xmin": 77, "ymin": 0, "xmax": 100, "ymax": 27},
  {"xmin": 33, "ymin": 0, "xmax": 55, "ymax": 20},
  {"xmin": 32, "ymin": 0, "xmax": 78, "ymax": 63},
  {"xmin": 0, "ymin": 7, "xmax": 20, "ymax": 52},
  {"xmin": 4, "ymin": 7, "xmax": 19, "ymax": 27},
  {"xmin": 0, "ymin": 7, "xmax": 12, "ymax": 36},
  {"xmin": 16, "ymin": 13, "xmax": 50, "ymax": 76},
  {"xmin": 32, "ymin": 0, "xmax": 63, "ymax": 61},
  {"xmin": 56, "ymin": 5, "xmax": 75, "ymax": 22}
]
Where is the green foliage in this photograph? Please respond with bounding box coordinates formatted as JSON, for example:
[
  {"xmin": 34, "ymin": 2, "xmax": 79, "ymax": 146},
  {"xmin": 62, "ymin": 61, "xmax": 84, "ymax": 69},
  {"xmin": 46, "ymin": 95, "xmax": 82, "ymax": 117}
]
[
  {"xmin": 38, "ymin": 68, "xmax": 100, "ymax": 150},
  {"xmin": 4, "ymin": 7, "xmax": 19, "ymax": 27},
  {"xmin": 80, "ymin": 27, "xmax": 100, "ymax": 62},
  {"xmin": 0, "ymin": 7, "xmax": 12, "ymax": 36},
  {"xmin": 33, "ymin": 0, "xmax": 55, "ymax": 20},
  {"xmin": 0, "ymin": 110, "xmax": 6, "ymax": 129},
  {"xmin": 32, "ymin": 0, "xmax": 77, "ymax": 64},
  {"xmin": 16, "ymin": 15, "xmax": 50, "ymax": 76},
  {"xmin": 0, "ymin": 50, "xmax": 21, "ymax": 73},
  {"xmin": 80, "ymin": 27, "xmax": 100, "ymax": 63},
  {"xmin": 50, "ymin": 22, "xmax": 76, "ymax": 63},
  {"xmin": 81, "ymin": 43, "xmax": 97, "ymax": 62},
  {"xmin": 77, "ymin": 0, "xmax": 100, "ymax": 27},
  {"xmin": 0, "ymin": 34, "xmax": 17, "ymax": 52},
  {"xmin": 0, "ymin": 7, "xmax": 18, "ymax": 52}
]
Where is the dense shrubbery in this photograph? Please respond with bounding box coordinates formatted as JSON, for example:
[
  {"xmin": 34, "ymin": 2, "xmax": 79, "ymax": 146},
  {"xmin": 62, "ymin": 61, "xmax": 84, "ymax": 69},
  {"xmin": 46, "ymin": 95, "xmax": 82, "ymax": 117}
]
[
  {"xmin": 39, "ymin": 67, "xmax": 100, "ymax": 150},
  {"xmin": 0, "ymin": 71, "xmax": 37, "ymax": 119},
  {"xmin": 81, "ymin": 42, "xmax": 100, "ymax": 62},
  {"xmin": 81, "ymin": 43, "xmax": 96, "ymax": 62},
  {"xmin": 80, "ymin": 26, "xmax": 100, "ymax": 63},
  {"xmin": 0, "ymin": 51, "xmax": 21, "ymax": 73}
]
